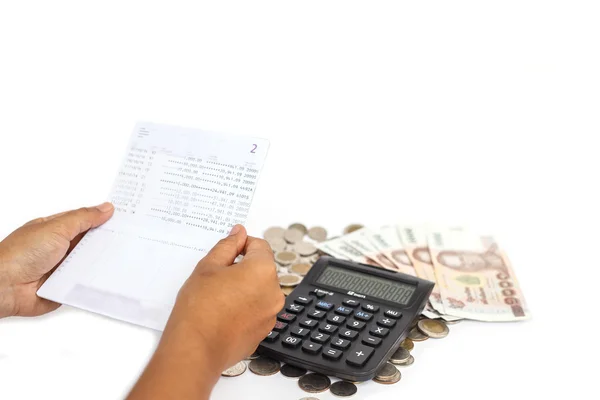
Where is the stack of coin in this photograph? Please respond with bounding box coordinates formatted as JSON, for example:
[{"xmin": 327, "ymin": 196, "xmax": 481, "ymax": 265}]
[{"xmin": 373, "ymin": 362, "xmax": 401, "ymax": 385}]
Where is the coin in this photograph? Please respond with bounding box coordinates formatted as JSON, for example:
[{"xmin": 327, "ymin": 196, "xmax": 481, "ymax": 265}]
[
  {"xmin": 288, "ymin": 223, "xmax": 308, "ymax": 235},
  {"xmin": 397, "ymin": 354, "xmax": 414, "ymax": 367},
  {"xmin": 400, "ymin": 338, "xmax": 414, "ymax": 351},
  {"xmin": 264, "ymin": 226, "xmax": 285, "ymax": 242},
  {"xmin": 308, "ymin": 253, "xmax": 320, "ymax": 264},
  {"xmin": 330, "ymin": 381, "xmax": 358, "ymax": 397},
  {"xmin": 290, "ymin": 262, "xmax": 312, "ymax": 276},
  {"xmin": 284, "ymin": 228, "xmax": 305, "ymax": 244},
  {"xmin": 280, "ymin": 363, "xmax": 308, "ymax": 378},
  {"xmin": 307, "ymin": 226, "xmax": 328, "ymax": 242},
  {"xmin": 275, "ymin": 250, "xmax": 300, "ymax": 265},
  {"xmin": 407, "ymin": 326, "xmax": 428, "ymax": 341},
  {"xmin": 221, "ymin": 361, "xmax": 247, "ymax": 377},
  {"xmin": 374, "ymin": 362, "xmax": 398, "ymax": 382},
  {"xmin": 418, "ymin": 319, "xmax": 449, "ymax": 339},
  {"xmin": 343, "ymin": 224, "xmax": 364, "ymax": 234},
  {"xmin": 444, "ymin": 318, "xmax": 462, "ymax": 325},
  {"xmin": 281, "ymin": 286, "xmax": 294, "ymax": 296},
  {"xmin": 389, "ymin": 347, "xmax": 411, "ymax": 365},
  {"xmin": 293, "ymin": 241, "xmax": 318, "ymax": 256},
  {"xmin": 279, "ymin": 273, "xmax": 303, "ymax": 287},
  {"xmin": 374, "ymin": 369, "xmax": 401, "ymax": 384},
  {"xmin": 299, "ymin": 398, "xmax": 320, "ymax": 400},
  {"xmin": 298, "ymin": 373, "xmax": 331, "ymax": 393},
  {"xmin": 249, "ymin": 357, "xmax": 280, "ymax": 376},
  {"xmin": 268, "ymin": 237, "xmax": 287, "ymax": 252},
  {"xmin": 246, "ymin": 350, "xmax": 260, "ymax": 360}
]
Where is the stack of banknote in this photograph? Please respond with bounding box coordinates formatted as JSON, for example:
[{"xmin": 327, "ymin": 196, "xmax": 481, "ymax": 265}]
[{"xmin": 313, "ymin": 225, "xmax": 530, "ymax": 322}]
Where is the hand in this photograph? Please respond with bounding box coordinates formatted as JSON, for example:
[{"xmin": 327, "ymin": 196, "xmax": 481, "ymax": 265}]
[
  {"xmin": 0, "ymin": 202, "xmax": 115, "ymax": 318},
  {"xmin": 128, "ymin": 225, "xmax": 284, "ymax": 400}
]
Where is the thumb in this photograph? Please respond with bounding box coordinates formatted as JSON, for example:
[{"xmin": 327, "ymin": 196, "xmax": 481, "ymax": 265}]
[
  {"xmin": 48, "ymin": 202, "xmax": 115, "ymax": 241},
  {"xmin": 196, "ymin": 225, "xmax": 248, "ymax": 269}
]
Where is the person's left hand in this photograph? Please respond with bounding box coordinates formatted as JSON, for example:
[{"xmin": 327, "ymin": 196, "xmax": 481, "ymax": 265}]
[{"xmin": 0, "ymin": 202, "xmax": 114, "ymax": 318}]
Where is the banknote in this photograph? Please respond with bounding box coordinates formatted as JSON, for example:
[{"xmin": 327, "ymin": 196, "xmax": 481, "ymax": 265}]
[
  {"xmin": 397, "ymin": 225, "xmax": 450, "ymax": 318},
  {"xmin": 316, "ymin": 236, "xmax": 381, "ymax": 267},
  {"xmin": 362, "ymin": 225, "xmax": 418, "ymax": 277},
  {"xmin": 428, "ymin": 227, "xmax": 530, "ymax": 322},
  {"xmin": 340, "ymin": 228, "xmax": 398, "ymax": 270}
]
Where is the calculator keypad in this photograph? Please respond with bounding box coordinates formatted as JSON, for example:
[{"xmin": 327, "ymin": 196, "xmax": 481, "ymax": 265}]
[{"xmin": 262, "ymin": 291, "xmax": 408, "ymax": 377}]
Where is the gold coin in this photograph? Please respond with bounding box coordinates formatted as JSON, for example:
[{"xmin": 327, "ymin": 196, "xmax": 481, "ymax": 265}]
[
  {"xmin": 407, "ymin": 327, "xmax": 428, "ymax": 341},
  {"xmin": 343, "ymin": 224, "xmax": 364, "ymax": 234},
  {"xmin": 279, "ymin": 273, "xmax": 303, "ymax": 287},
  {"xmin": 417, "ymin": 319, "xmax": 449, "ymax": 339},
  {"xmin": 281, "ymin": 286, "xmax": 294, "ymax": 296},
  {"xmin": 400, "ymin": 338, "xmax": 414, "ymax": 351},
  {"xmin": 275, "ymin": 250, "xmax": 300, "ymax": 265},
  {"xmin": 290, "ymin": 262, "xmax": 312, "ymax": 276}
]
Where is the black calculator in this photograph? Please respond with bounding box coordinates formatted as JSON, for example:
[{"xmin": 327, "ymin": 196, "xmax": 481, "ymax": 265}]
[{"xmin": 258, "ymin": 256, "xmax": 434, "ymax": 382}]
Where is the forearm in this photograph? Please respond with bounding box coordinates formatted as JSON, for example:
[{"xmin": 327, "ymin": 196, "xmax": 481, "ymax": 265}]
[
  {"xmin": 0, "ymin": 251, "xmax": 16, "ymax": 318},
  {"xmin": 128, "ymin": 324, "xmax": 223, "ymax": 400}
]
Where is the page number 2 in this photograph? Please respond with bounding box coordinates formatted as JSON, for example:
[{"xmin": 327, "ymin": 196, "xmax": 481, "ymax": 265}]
[{"xmin": 251, "ymin": 144, "xmax": 257, "ymax": 153}]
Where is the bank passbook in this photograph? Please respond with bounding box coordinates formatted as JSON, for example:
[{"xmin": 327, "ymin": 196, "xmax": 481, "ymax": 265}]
[
  {"xmin": 259, "ymin": 257, "xmax": 434, "ymax": 381},
  {"xmin": 38, "ymin": 122, "xmax": 269, "ymax": 330}
]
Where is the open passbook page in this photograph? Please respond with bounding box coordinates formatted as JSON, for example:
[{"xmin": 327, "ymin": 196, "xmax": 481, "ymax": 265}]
[{"xmin": 38, "ymin": 122, "xmax": 269, "ymax": 330}]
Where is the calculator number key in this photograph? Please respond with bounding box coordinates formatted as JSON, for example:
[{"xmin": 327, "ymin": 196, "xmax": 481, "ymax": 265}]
[
  {"xmin": 362, "ymin": 303, "xmax": 379, "ymax": 312},
  {"xmin": 377, "ymin": 317, "xmax": 397, "ymax": 327},
  {"xmin": 319, "ymin": 323, "xmax": 338, "ymax": 334},
  {"xmin": 281, "ymin": 334, "xmax": 302, "ymax": 348},
  {"xmin": 354, "ymin": 311, "xmax": 373, "ymax": 321},
  {"xmin": 322, "ymin": 347, "xmax": 343, "ymax": 360},
  {"xmin": 302, "ymin": 341, "xmax": 322, "ymax": 354},
  {"xmin": 286, "ymin": 304, "xmax": 304, "ymax": 314},
  {"xmin": 339, "ymin": 329, "xmax": 358, "ymax": 340},
  {"xmin": 384, "ymin": 309, "xmax": 402, "ymax": 319},
  {"xmin": 346, "ymin": 319, "xmax": 366, "ymax": 331},
  {"xmin": 327, "ymin": 315, "xmax": 346, "ymax": 325},
  {"xmin": 291, "ymin": 326, "xmax": 310, "ymax": 338},
  {"xmin": 308, "ymin": 309, "xmax": 327, "ymax": 320},
  {"xmin": 346, "ymin": 344, "xmax": 375, "ymax": 367},
  {"xmin": 315, "ymin": 300, "xmax": 335, "ymax": 311},
  {"xmin": 370, "ymin": 326, "xmax": 389, "ymax": 337},
  {"xmin": 299, "ymin": 319, "xmax": 318, "ymax": 328},
  {"xmin": 331, "ymin": 337, "xmax": 351, "ymax": 350},
  {"xmin": 264, "ymin": 331, "xmax": 279, "ymax": 342},
  {"xmin": 311, "ymin": 331, "xmax": 331, "ymax": 344}
]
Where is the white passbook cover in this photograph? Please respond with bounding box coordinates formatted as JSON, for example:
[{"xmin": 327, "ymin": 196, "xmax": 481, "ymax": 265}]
[{"xmin": 38, "ymin": 122, "xmax": 269, "ymax": 330}]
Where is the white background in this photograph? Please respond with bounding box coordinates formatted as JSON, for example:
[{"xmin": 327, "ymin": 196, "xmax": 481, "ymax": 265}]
[{"xmin": 0, "ymin": 1, "xmax": 599, "ymax": 399}]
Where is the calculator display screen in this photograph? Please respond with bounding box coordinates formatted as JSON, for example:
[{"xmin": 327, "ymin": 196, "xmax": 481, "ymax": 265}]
[{"xmin": 315, "ymin": 266, "xmax": 416, "ymax": 305}]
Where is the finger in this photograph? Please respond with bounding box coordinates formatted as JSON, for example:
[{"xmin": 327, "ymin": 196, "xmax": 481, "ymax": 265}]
[
  {"xmin": 240, "ymin": 236, "xmax": 276, "ymax": 268},
  {"xmin": 47, "ymin": 202, "xmax": 115, "ymax": 241},
  {"xmin": 196, "ymin": 225, "xmax": 248, "ymax": 269},
  {"xmin": 23, "ymin": 210, "xmax": 71, "ymax": 226}
]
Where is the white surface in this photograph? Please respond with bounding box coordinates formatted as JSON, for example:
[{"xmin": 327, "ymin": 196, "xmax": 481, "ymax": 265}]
[
  {"xmin": 0, "ymin": 1, "xmax": 598, "ymax": 399},
  {"xmin": 37, "ymin": 122, "xmax": 269, "ymax": 330}
]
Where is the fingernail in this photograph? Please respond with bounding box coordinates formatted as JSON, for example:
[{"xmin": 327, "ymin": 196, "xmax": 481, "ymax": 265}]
[
  {"xmin": 95, "ymin": 202, "xmax": 114, "ymax": 212},
  {"xmin": 228, "ymin": 224, "xmax": 241, "ymax": 236}
]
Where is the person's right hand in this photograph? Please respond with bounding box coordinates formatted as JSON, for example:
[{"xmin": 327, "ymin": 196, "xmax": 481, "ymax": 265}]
[{"xmin": 160, "ymin": 224, "xmax": 284, "ymax": 371}]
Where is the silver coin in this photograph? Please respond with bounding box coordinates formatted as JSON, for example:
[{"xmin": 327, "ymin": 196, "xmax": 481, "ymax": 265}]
[
  {"xmin": 374, "ymin": 362, "xmax": 398, "ymax": 382},
  {"xmin": 443, "ymin": 318, "xmax": 462, "ymax": 325},
  {"xmin": 246, "ymin": 350, "xmax": 260, "ymax": 360},
  {"xmin": 280, "ymin": 363, "xmax": 308, "ymax": 378},
  {"xmin": 298, "ymin": 373, "xmax": 331, "ymax": 393},
  {"xmin": 308, "ymin": 253, "xmax": 320, "ymax": 264},
  {"xmin": 389, "ymin": 347, "xmax": 411, "ymax": 365},
  {"xmin": 264, "ymin": 226, "xmax": 285, "ymax": 242},
  {"xmin": 248, "ymin": 357, "xmax": 280, "ymax": 376},
  {"xmin": 373, "ymin": 369, "xmax": 401, "ymax": 384},
  {"xmin": 288, "ymin": 223, "xmax": 308, "ymax": 235},
  {"xmin": 330, "ymin": 381, "xmax": 358, "ymax": 397},
  {"xmin": 275, "ymin": 250, "xmax": 300, "ymax": 266},
  {"xmin": 293, "ymin": 241, "xmax": 318, "ymax": 256},
  {"xmin": 284, "ymin": 228, "xmax": 305, "ymax": 244},
  {"xmin": 268, "ymin": 237, "xmax": 287, "ymax": 252},
  {"xmin": 278, "ymin": 273, "xmax": 303, "ymax": 287},
  {"xmin": 417, "ymin": 319, "xmax": 449, "ymax": 339},
  {"xmin": 396, "ymin": 354, "xmax": 414, "ymax": 367},
  {"xmin": 221, "ymin": 361, "xmax": 247, "ymax": 377},
  {"xmin": 307, "ymin": 226, "xmax": 328, "ymax": 242}
]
